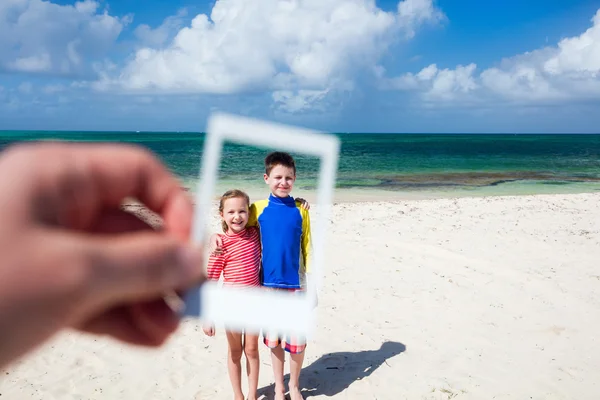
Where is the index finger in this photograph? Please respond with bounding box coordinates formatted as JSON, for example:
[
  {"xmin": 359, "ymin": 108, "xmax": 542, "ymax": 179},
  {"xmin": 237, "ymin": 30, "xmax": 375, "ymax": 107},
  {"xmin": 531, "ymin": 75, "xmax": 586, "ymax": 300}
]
[
  {"xmin": 19, "ymin": 142, "xmax": 194, "ymax": 241},
  {"xmin": 79, "ymin": 143, "xmax": 194, "ymax": 241}
]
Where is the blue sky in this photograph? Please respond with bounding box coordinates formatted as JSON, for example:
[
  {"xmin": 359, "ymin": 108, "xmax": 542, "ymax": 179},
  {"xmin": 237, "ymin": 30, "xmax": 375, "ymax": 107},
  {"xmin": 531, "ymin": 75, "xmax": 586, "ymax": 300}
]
[{"xmin": 1, "ymin": 0, "xmax": 600, "ymax": 133}]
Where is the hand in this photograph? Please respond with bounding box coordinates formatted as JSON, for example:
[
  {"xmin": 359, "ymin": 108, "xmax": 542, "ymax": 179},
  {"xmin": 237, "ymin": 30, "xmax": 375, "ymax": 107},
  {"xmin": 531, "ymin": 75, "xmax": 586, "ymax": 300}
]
[
  {"xmin": 296, "ymin": 197, "xmax": 311, "ymax": 210},
  {"xmin": 208, "ymin": 233, "xmax": 223, "ymax": 255},
  {"xmin": 0, "ymin": 142, "xmax": 206, "ymax": 370},
  {"xmin": 202, "ymin": 323, "xmax": 215, "ymax": 337}
]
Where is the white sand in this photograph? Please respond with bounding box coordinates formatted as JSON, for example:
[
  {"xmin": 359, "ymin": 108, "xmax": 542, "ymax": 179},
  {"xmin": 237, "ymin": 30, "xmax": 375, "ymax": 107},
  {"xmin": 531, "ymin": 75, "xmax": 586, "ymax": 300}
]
[{"xmin": 2, "ymin": 192, "xmax": 600, "ymax": 399}]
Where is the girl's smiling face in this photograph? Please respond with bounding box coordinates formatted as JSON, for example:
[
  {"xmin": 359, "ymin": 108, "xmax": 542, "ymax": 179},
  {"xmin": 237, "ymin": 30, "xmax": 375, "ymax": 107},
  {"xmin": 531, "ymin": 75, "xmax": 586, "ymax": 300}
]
[{"xmin": 221, "ymin": 196, "xmax": 249, "ymax": 234}]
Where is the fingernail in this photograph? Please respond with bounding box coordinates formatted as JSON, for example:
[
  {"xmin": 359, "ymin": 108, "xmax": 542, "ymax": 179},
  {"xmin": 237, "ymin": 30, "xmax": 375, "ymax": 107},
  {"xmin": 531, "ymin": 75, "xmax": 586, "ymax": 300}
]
[{"xmin": 177, "ymin": 245, "xmax": 204, "ymax": 282}]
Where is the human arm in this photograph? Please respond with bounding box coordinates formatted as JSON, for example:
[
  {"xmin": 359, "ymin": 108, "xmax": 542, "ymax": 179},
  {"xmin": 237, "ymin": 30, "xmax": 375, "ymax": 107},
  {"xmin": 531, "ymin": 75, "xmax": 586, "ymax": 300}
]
[
  {"xmin": 300, "ymin": 208, "xmax": 313, "ymax": 274},
  {"xmin": 247, "ymin": 202, "xmax": 258, "ymax": 227},
  {"xmin": 295, "ymin": 197, "xmax": 310, "ymax": 210},
  {"xmin": 206, "ymin": 242, "xmax": 225, "ymax": 281},
  {"xmin": 203, "ymin": 243, "xmax": 227, "ymax": 336},
  {"xmin": 208, "ymin": 233, "xmax": 223, "ymax": 255},
  {"xmin": 0, "ymin": 142, "xmax": 205, "ymax": 370},
  {"xmin": 300, "ymin": 208, "xmax": 318, "ymax": 308}
]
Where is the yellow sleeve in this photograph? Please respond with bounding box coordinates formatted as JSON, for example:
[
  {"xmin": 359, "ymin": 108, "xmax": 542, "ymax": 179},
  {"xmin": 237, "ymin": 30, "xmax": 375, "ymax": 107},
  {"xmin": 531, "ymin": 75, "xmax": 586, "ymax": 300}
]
[
  {"xmin": 247, "ymin": 202, "xmax": 258, "ymax": 227},
  {"xmin": 248, "ymin": 199, "xmax": 267, "ymax": 228},
  {"xmin": 300, "ymin": 207, "xmax": 312, "ymax": 273}
]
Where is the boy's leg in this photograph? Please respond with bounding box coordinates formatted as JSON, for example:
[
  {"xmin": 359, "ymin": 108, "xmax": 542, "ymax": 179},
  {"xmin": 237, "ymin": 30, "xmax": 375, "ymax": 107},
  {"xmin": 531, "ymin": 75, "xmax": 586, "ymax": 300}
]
[
  {"xmin": 225, "ymin": 330, "xmax": 245, "ymax": 400},
  {"xmin": 285, "ymin": 336, "xmax": 307, "ymax": 400},
  {"xmin": 270, "ymin": 345, "xmax": 286, "ymax": 400},
  {"xmin": 289, "ymin": 351, "xmax": 305, "ymax": 400},
  {"xmin": 264, "ymin": 332, "xmax": 287, "ymax": 400},
  {"xmin": 243, "ymin": 331, "xmax": 260, "ymax": 400}
]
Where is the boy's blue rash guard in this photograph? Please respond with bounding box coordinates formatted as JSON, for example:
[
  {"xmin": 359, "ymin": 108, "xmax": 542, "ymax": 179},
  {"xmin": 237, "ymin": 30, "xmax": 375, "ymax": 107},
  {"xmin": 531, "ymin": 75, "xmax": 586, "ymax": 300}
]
[{"xmin": 248, "ymin": 194, "xmax": 312, "ymax": 289}]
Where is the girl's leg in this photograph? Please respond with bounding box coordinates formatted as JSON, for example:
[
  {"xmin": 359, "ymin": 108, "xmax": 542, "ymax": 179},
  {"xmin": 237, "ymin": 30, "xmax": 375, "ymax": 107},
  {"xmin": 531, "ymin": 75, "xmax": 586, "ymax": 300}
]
[
  {"xmin": 225, "ymin": 329, "xmax": 245, "ymax": 400},
  {"xmin": 243, "ymin": 332, "xmax": 260, "ymax": 400}
]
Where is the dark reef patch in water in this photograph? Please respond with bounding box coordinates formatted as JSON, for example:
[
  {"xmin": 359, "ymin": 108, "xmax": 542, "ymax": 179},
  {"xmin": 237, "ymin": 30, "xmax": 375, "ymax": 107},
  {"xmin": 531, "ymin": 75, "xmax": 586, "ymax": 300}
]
[{"xmin": 315, "ymin": 171, "xmax": 600, "ymax": 191}]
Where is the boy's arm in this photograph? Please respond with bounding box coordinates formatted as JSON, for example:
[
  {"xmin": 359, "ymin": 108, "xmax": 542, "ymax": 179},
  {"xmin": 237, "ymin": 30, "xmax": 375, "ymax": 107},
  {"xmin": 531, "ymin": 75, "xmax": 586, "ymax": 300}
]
[
  {"xmin": 248, "ymin": 200, "xmax": 268, "ymax": 228},
  {"xmin": 300, "ymin": 208, "xmax": 312, "ymax": 273},
  {"xmin": 300, "ymin": 208, "xmax": 318, "ymax": 308},
  {"xmin": 247, "ymin": 202, "xmax": 258, "ymax": 227}
]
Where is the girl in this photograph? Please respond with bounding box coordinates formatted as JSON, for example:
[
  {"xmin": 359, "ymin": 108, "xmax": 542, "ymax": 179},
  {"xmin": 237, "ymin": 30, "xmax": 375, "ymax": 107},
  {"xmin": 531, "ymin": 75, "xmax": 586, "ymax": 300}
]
[{"xmin": 203, "ymin": 189, "xmax": 262, "ymax": 400}]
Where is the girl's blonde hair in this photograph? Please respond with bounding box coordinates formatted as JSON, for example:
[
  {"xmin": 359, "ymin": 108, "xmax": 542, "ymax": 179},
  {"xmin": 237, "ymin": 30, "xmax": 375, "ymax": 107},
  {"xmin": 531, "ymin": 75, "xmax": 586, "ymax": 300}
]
[{"xmin": 219, "ymin": 189, "xmax": 251, "ymax": 233}]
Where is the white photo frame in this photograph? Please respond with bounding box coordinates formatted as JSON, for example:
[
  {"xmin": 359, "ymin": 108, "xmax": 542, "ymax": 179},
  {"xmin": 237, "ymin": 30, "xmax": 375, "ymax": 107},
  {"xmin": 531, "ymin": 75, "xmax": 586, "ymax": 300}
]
[{"xmin": 181, "ymin": 112, "xmax": 340, "ymax": 338}]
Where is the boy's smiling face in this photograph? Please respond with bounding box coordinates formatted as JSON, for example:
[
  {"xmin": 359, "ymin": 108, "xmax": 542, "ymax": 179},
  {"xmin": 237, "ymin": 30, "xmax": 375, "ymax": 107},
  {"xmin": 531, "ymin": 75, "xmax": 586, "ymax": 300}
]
[{"xmin": 264, "ymin": 164, "xmax": 296, "ymax": 197}]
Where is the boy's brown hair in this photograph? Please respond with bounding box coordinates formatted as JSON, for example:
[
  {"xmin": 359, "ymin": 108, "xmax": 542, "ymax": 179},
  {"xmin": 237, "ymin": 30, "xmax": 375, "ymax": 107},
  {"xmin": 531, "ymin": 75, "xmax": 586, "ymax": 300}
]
[
  {"xmin": 218, "ymin": 189, "xmax": 250, "ymax": 233},
  {"xmin": 264, "ymin": 151, "xmax": 296, "ymax": 176}
]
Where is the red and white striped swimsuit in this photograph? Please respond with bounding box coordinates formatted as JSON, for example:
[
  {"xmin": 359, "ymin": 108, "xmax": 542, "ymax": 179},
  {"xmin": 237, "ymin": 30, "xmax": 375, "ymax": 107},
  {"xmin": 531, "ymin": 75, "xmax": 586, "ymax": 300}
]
[{"xmin": 206, "ymin": 226, "xmax": 261, "ymax": 288}]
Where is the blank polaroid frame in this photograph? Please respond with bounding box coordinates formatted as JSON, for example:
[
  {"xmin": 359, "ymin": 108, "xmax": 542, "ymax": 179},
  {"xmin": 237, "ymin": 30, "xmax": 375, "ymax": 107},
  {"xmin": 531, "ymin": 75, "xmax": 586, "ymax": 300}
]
[{"xmin": 182, "ymin": 112, "xmax": 340, "ymax": 338}]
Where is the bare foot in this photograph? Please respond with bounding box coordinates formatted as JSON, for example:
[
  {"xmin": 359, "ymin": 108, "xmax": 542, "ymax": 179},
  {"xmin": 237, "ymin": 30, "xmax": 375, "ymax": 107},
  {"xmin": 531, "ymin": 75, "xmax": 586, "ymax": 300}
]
[
  {"xmin": 289, "ymin": 386, "xmax": 303, "ymax": 400},
  {"xmin": 274, "ymin": 389, "xmax": 286, "ymax": 400}
]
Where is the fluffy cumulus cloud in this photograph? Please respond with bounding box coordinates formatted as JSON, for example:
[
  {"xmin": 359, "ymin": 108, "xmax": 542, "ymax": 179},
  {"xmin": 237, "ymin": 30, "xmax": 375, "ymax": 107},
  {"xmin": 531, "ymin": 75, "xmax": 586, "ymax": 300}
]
[
  {"xmin": 396, "ymin": 0, "xmax": 445, "ymax": 38},
  {"xmin": 543, "ymin": 12, "xmax": 600, "ymax": 78},
  {"xmin": 0, "ymin": 0, "xmax": 129, "ymax": 76},
  {"xmin": 385, "ymin": 9, "xmax": 600, "ymax": 104},
  {"xmin": 383, "ymin": 63, "xmax": 478, "ymax": 101},
  {"xmin": 5, "ymin": 0, "xmax": 599, "ymax": 124},
  {"xmin": 96, "ymin": 0, "xmax": 444, "ymax": 111},
  {"xmin": 133, "ymin": 8, "xmax": 189, "ymax": 48}
]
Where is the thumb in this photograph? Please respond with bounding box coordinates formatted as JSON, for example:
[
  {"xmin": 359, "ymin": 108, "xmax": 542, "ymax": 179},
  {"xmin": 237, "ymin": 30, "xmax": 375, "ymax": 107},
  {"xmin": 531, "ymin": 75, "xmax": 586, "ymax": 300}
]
[{"xmin": 83, "ymin": 232, "xmax": 205, "ymax": 304}]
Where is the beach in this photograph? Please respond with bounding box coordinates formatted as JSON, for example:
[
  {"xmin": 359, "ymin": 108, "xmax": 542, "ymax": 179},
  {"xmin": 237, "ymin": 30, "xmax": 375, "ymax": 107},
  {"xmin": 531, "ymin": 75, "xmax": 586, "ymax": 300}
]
[{"xmin": 2, "ymin": 191, "xmax": 600, "ymax": 399}]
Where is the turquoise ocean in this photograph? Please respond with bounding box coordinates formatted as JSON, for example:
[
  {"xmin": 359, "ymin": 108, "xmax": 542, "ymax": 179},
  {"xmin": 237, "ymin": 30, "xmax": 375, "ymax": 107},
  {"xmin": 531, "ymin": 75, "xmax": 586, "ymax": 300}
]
[{"xmin": 1, "ymin": 131, "xmax": 599, "ymax": 201}]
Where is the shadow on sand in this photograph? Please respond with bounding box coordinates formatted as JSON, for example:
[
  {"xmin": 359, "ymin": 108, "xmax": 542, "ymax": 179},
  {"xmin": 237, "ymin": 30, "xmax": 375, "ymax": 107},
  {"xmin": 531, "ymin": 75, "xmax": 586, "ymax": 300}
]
[{"xmin": 258, "ymin": 341, "xmax": 406, "ymax": 399}]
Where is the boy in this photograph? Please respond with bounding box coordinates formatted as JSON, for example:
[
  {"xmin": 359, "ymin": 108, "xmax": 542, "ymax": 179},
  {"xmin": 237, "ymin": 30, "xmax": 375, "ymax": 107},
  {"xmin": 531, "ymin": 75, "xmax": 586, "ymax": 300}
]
[
  {"xmin": 211, "ymin": 151, "xmax": 312, "ymax": 400},
  {"xmin": 250, "ymin": 151, "xmax": 312, "ymax": 400}
]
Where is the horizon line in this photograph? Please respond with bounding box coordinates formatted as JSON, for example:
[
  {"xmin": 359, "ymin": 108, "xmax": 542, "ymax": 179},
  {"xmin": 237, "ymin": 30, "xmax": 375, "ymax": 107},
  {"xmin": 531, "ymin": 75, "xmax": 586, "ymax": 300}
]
[{"xmin": 1, "ymin": 130, "xmax": 600, "ymax": 135}]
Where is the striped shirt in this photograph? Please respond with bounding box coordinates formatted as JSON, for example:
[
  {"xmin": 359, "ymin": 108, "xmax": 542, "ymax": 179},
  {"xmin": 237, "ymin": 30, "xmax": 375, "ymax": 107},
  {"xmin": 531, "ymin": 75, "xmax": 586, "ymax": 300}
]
[{"xmin": 206, "ymin": 226, "xmax": 261, "ymax": 288}]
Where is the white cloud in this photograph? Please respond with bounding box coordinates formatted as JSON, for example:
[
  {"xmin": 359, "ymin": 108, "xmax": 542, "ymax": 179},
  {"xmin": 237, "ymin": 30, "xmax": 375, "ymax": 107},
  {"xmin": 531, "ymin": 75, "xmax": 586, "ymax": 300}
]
[
  {"xmin": 4, "ymin": 0, "xmax": 600, "ymax": 125},
  {"xmin": 0, "ymin": 0, "xmax": 129, "ymax": 76},
  {"xmin": 133, "ymin": 8, "xmax": 188, "ymax": 48},
  {"xmin": 272, "ymin": 89, "xmax": 331, "ymax": 113},
  {"xmin": 383, "ymin": 8, "xmax": 600, "ymax": 104},
  {"xmin": 383, "ymin": 63, "xmax": 478, "ymax": 101},
  {"xmin": 417, "ymin": 64, "xmax": 438, "ymax": 80},
  {"xmin": 9, "ymin": 54, "xmax": 52, "ymax": 73},
  {"xmin": 543, "ymin": 10, "xmax": 600, "ymax": 78},
  {"xmin": 397, "ymin": 0, "xmax": 445, "ymax": 38},
  {"xmin": 479, "ymin": 64, "xmax": 564, "ymax": 102},
  {"xmin": 97, "ymin": 0, "xmax": 444, "ymax": 106},
  {"xmin": 426, "ymin": 63, "xmax": 478, "ymax": 100}
]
